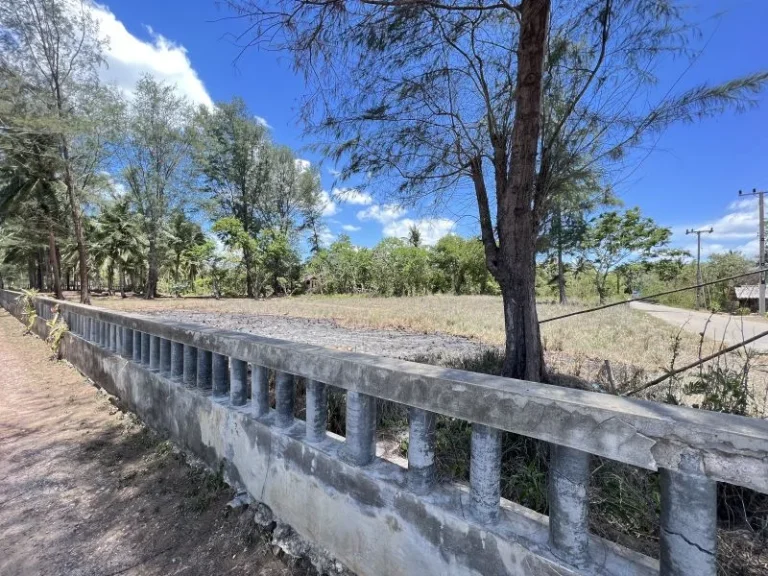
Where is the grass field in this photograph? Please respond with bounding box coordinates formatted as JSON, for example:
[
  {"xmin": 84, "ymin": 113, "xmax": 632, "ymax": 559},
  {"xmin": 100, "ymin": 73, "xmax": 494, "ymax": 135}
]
[{"xmin": 98, "ymin": 293, "xmax": 737, "ymax": 381}]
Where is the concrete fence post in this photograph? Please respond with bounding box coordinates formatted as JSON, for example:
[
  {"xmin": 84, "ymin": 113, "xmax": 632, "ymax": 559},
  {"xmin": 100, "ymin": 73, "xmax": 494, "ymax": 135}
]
[
  {"xmin": 305, "ymin": 379, "xmax": 327, "ymax": 443},
  {"xmin": 408, "ymin": 407, "xmax": 437, "ymax": 493},
  {"xmin": 275, "ymin": 372, "xmax": 295, "ymax": 428},
  {"xmin": 109, "ymin": 323, "xmax": 118, "ymax": 353},
  {"xmin": 196, "ymin": 350, "xmax": 212, "ymax": 389},
  {"xmin": 342, "ymin": 391, "xmax": 376, "ymax": 466},
  {"xmin": 159, "ymin": 338, "xmax": 171, "ymax": 375},
  {"xmin": 121, "ymin": 327, "xmax": 133, "ymax": 359},
  {"xmin": 99, "ymin": 321, "xmax": 106, "ymax": 347},
  {"xmin": 142, "ymin": 333, "xmax": 152, "ymax": 366},
  {"xmin": 182, "ymin": 345, "xmax": 198, "ymax": 387},
  {"xmin": 660, "ymin": 468, "xmax": 717, "ymax": 576},
  {"xmin": 149, "ymin": 334, "xmax": 162, "ymax": 372},
  {"xmin": 252, "ymin": 366, "xmax": 269, "ymax": 417},
  {"xmin": 549, "ymin": 445, "xmax": 591, "ymax": 566},
  {"xmin": 470, "ymin": 424, "xmax": 501, "ymax": 524},
  {"xmin": 230, "ymin": 358, "xmax": 248, "ymax": 405},
  {"xmin": 170, "ymin": 341, "xmax": 183, "ymax": 381},
  {"xmin": 132, "ymin": 331, "xmax": 142, "ymax": 362},
  {"xmin": 212, "ymin": 353, "xmax": 229, "ymax": 397}
]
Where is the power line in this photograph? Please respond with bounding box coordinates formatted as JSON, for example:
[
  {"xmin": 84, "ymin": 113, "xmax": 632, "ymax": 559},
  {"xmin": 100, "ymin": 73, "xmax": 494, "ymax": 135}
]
[{"xmin": 685, "ymin": 227, "xmax": 713, "ymax": 310}]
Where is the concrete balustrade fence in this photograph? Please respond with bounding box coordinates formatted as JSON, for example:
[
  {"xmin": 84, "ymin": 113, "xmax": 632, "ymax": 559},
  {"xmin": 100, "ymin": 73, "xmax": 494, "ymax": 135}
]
[{"xmin": 5, "ymin": 289, "xmax": 768, "ymax": 576}]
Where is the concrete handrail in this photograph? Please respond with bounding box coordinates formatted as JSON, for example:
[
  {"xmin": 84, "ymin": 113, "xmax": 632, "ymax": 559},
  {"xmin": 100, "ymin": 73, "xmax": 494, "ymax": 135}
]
[{"xmin": 14, "ymin": 290, "xmax": 768, "ymax": 495}]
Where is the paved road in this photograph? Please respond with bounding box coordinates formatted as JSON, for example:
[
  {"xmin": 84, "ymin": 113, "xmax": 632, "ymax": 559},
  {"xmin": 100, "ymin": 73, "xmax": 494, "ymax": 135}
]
[{"xmin": 630, "ymin": 301, "xmax": 768, "ymax": 351}]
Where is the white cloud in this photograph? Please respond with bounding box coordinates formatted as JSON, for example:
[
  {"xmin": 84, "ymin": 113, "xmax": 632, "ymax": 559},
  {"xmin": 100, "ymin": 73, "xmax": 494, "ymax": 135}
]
[
  {"xmin": 328, "ymin": 167, "xmax": 342, "ymax": 177},
  {"xmin": 357, "ymin": 203, "xmax": 406, "ymax": 224},
  {"xmin": 90, "ymin": 2, "xmax": 213, "ymax": 107},
  {"xmin": 295, "ymin": 158, "xmax": 312, "ymax": 173},
  {"xmin": 318, "ymin": 190, "xmax": 337, "ymax": 216},
  {"xmin": 254, "ymin": 115, "xmax": 271, "ymax": 128},
  {"xmin": 334, "ymin": 187, "xmax": 373, "ymax": 205},
  {"xmin": 341, "ymin": 224, "xmax": 361, "ymax": 232},
  {"xmin": 383, "ymin": 218, "xmax": 456, "ymax": 246},
  {"xmin": 679, "ymin": 197, "xmax": 759, "ymax": 241}
]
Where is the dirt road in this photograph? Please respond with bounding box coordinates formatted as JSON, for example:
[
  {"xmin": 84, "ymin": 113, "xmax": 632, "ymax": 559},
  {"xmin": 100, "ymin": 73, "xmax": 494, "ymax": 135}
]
[
  {"xmin": 630, "ymin": 301, "xmax": 768, "ymax": 351},
  {"xmin": 0, "ymin": 310, "xmax": 310, "ymax": 576}
]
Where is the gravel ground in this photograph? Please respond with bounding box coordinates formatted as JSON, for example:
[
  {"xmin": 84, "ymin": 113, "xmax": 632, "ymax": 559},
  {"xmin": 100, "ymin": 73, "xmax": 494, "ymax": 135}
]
[{"xmin": 140, "ymin": 310, "xmax": 492, "ymax": 362}]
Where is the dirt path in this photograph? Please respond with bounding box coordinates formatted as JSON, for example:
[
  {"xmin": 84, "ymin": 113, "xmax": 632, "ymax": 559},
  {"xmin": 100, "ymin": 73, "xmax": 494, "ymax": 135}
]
[
  {"xmin": 0, "ymin": 310, "xmax": 310, "ymax": 576},
  {"xmin": 139, "ymin": 310, "xmax": 490, "ymax": 362}
]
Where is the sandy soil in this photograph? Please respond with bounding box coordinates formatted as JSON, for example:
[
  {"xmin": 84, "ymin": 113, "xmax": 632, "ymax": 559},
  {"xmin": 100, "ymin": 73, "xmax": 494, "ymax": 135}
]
[
  {"xmin": 0, "ymin": 310, "xmax": 311, "ymax": 576},
  {"xmin": 139, "ymin": 309, "xmax": 491, "ymax": 362}
]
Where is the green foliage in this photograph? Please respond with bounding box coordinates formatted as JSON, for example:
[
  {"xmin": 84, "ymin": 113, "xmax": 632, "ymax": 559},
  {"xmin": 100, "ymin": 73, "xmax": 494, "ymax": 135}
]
[
  {"xmin": 45, "ymin": 306, "xmax": 68, "ymax": 355},
  {"xmin": 581, "ymin": 208, "xmax": 672, "ymax": 303},
  {"xmin": 18, "ymin": 288, "xmax": 38, "ymax": 333},
  {"xmin": 684, "ymin": 366, "xmax": 751, "ymax": 416}
]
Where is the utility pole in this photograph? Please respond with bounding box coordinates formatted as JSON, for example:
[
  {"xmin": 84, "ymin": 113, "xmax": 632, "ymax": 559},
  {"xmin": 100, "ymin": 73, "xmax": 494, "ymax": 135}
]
[
  {"xmin": 686, "ymin": 227, "xmax": 713, "ymax": 310},
  {"xmin": 739, "ymin": 188, "xmax": 768, "ymax": 314}
]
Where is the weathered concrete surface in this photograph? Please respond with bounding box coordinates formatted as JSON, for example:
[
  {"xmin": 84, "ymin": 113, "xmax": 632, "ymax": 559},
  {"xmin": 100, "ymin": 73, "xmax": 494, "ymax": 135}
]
[
  {"xmin": 0, "ymin": 292, "xmax": 659, "ymax": 576},
  {"xmin": 17, "ymin": 292, "xmax": 768, "ymax": 494}
]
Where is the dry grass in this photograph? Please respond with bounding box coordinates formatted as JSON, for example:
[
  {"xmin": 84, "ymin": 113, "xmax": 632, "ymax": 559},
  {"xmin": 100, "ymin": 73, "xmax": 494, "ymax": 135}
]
[{"xmin": 98, "ymin": 294, "xmax": 708, "ymax": 370}]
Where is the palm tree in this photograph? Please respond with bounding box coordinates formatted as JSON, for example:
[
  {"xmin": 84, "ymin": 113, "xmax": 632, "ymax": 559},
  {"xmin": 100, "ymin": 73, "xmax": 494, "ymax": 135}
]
[
  {"xmin": 93, "ymin": 200, "xmax": 145, "ymax": 297},
  {"xmin": 0, "ymin": 129, "xmax": 65, "ymax": 298}
]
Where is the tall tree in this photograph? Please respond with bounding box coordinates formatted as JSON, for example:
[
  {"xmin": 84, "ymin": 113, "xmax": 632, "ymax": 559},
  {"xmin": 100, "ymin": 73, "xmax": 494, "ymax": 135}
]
[
  {"xmin": 0, "ymin": 0, "xmax": 114, "ymax": 304},
  {"xmin": 227, "ymin": 0, "xmax": 767, "ymax": 381},
  {"xmin": 581, "ymin": 208, "xmax": 671, "ymax": 304},
  {"xmin": 117, "ymin": 76, "xmax": 196, "ymax": 299},
  {"xmin": 196, "ymin": 98, "xmax": 271, "ymax": 297}
]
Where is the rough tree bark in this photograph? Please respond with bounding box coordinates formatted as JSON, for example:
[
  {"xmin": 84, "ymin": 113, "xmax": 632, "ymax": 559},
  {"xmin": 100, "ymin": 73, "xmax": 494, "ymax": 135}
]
[
  {"xmin": 47, "ymin": 227, "xmax": 63, "ymax": 299},
  {"xmin": 475, "ymin": 0, "xmax": 550, "ymax": 382}
]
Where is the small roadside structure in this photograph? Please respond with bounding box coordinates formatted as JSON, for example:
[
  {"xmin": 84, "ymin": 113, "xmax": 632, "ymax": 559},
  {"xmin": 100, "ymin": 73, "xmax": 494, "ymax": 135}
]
[{"xmin": 735, "ymin": 285, "xmax": 766, "ymax": 312}]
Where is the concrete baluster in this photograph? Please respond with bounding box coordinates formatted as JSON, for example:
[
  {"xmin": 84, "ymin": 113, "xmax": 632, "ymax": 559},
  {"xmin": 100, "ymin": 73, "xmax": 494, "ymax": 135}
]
[
  {"xmin": 159, "ymin": 338, "xmax": 171, "ymax": 375},
  {"xmin": 408, "ymin": 407, "xmax": 436, "ymax": 493},
  {"xmin": 109, "ymin": 323, "xmax": 118, "ymax": 352},
  {"xmin": 252, "ymin": 366, "xmax": 269, "ymax": 417},
  {"xmin": 549, "ymin": 445, "xmax": 591, "ymax": 566},
  {"xmin": 151, "ymin": 336, "xmax": 163, "ymax": 371},
  {"xmin": 305, "ymin": 379, "xmax": 327, "ymax": 443},
  {"xmin": 170, "ymin": 341, "xmax": 183, "ymax": 381},
  {"xmin": 99, "ymin": 321, "xmax": 107, "ymax": 347},
  {"xmin": 183, "ymin": 345, "xmax": 198, "ymax": 387},
  {"xmin": 470, "ymin": 424, "xmax": 501, "ymax": 523},
  {"xmin": 230, "ymin": 358, "xmax": 248, "ymax": 405},
  {"xmin": 660, "ymin": 468, "xmax": 717, "ymax": 576},
  {"xmin": 132, "ymin": 331, "xmax": 142, "ymax": 362},
  {"xmin": 275, "ymin": 372, "xmax": 295, "ymax": 428},
  {"xmin": 212, "ymin": 353, "xmax": 229, "ymax": 397},
  {"xmin": 342, "ymin": 391, "xmax": 376, "ymax": 465},
  {"xmin": 196, "ymin": 350, "xmax": 212, "ymax": 389},
  {"xmin": 121, "ymin": 327, "xmax": 133, "ymax": 359},
  {"xmin": 141, "ymin": 333, "xmax": 151, "ymax": 366}
]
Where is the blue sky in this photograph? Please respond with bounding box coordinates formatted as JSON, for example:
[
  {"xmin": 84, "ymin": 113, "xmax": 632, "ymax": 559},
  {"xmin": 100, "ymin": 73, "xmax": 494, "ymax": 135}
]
[{"xmin": 92, "ymin": 0, "xmax": 768, "ymax": 255}]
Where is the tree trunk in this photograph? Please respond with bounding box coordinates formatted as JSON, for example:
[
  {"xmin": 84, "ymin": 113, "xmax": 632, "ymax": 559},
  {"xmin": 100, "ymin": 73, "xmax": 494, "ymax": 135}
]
[
  {"xmin": 107, "ymin": 263, "xmax": 114, "ymax": 294},
  {"xmin": 244, "ymin": 246, "xmax": 254, "ymax": 298},
  {"xmin": 556, "ymin": 208, "xmax": 567, "ymax": 304},
  {"xmin": 36, "ymin": 250, "xmax": 44, "ymax": 290},
  {"xmin": 61, "ymin": 155, "xmax": 91, "ymax": 304},
  {"xmin": 119, "ymin": 264, "xmax": 126, "ymax": 298},
  {"xmin": 495, "ymin": 0, "xmax": 550, "ymax": 382},
  {"xmin": 146, "ymin": 237, "xmax": 158, "ymax": 299},
  {"xmin": 48, "ymin": 227, "xmax": 63, "ymax": 299}
]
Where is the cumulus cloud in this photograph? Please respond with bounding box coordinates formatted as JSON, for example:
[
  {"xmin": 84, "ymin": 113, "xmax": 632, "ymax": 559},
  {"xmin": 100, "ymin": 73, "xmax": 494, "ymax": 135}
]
[
  {"xmin": 318, "ymin": 190, "xmax": 337, "ymax": 217},
  {"xmin": 357, "ymin": 203, "xmax": 406, "ymax": 224},
  {"xmin": 334, "ymin": 187, "xmax": 373, "ymax": 206},
  {"xmin": 383, "ymin": 218, "xmax": 456, "ymax": 246},
  {"xmin": 254, "ymin": 115, "xmax": 271, "ymax": 128},
  {"xmin": 90, "ymin": 2, "xmax": 213, "ymax": 107},
  {"xmin": 295, "ymin": 158, "xmax": 312, "ymax": 173},
  {"xmin": 341, "ymin": 224, "xmax": 361, "ymax": 232},
  {"xmin": 675, "ymin": 196, "xmax": 762, "ymax": 258}
]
